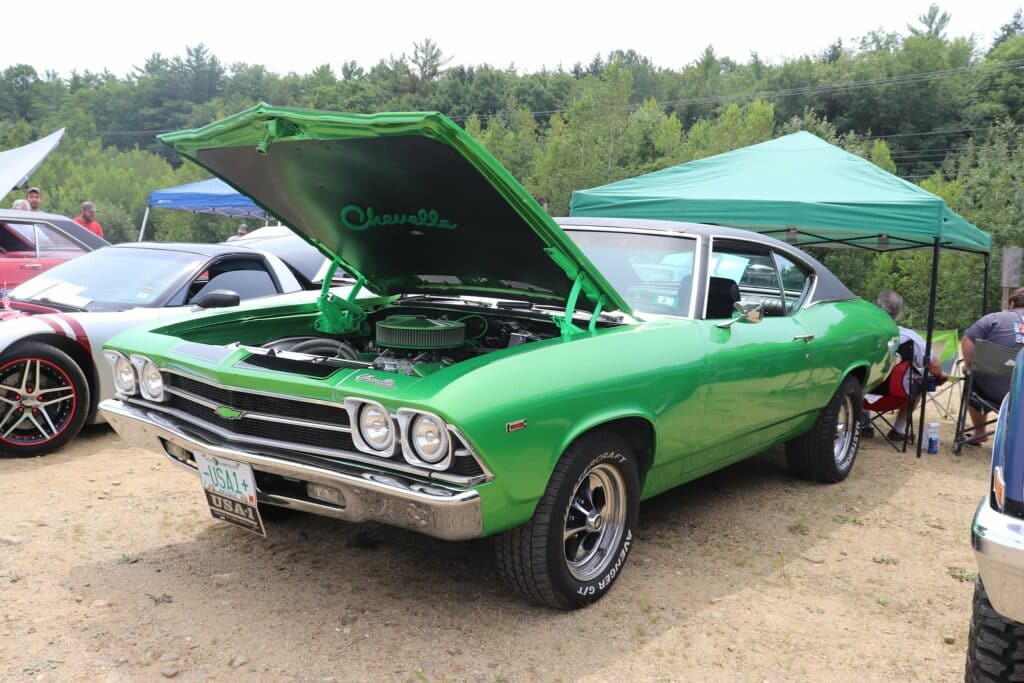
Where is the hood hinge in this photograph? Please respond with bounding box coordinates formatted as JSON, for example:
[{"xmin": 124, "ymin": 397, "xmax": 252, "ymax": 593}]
[
  {"xmin": 315, "ymin": 261, "xmax": 366, "ymax": 334},
  {"xmin": 256, "ymin": 118, "xmax": 302, "ymax": 154}
]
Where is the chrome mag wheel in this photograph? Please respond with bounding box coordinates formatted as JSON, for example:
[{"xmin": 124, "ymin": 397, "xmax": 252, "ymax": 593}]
[
  {"xmin": 562, "ymin": 462, "xmax": 628, "ymax": 582},
  {"xmin": 834, "ymin": 390, "xmax": 856, "ymax": 467}
]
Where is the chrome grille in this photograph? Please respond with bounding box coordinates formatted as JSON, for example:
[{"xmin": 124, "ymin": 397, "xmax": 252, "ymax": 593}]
[{"xmin": 166, "ymin": 374, "xmax": 348, "ymax": 427}]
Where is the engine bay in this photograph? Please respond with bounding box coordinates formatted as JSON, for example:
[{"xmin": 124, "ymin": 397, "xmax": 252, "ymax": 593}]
[{"xmin": 240, "ymin": 303, "xmax": 569, "ymax": 378}]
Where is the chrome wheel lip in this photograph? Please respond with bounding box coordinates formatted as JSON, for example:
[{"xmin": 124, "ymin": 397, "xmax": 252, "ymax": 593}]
[
  {"xmin": 562, "ymin": 462, "xmax": 627, "ymax": 582},
  {"xmin": 834, "ymin": 392, "xmax": 857, "ymax": 466}
]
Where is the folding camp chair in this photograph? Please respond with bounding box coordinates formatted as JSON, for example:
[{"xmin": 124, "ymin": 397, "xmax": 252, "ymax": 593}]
[
  {"xmin": 864, "ymin": 337, "xmax": 947, "ymax": 452},
  {"xmin": 915, "ymin": 329, "xmax": 962, "ymax": 420},
  {"xmin": 953, "ymin": 339, "xmax": 1020, "ymax": 454}
]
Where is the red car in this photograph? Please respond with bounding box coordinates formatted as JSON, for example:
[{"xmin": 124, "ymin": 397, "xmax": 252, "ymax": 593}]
[{"xmin": 0, "ymin": 209, "xmax": 108, "ymax": 289}]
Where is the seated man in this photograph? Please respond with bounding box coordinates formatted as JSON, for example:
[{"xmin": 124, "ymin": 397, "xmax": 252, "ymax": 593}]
[
  {"xmin": 960, "ymin": 287, "xmax": 1024, "ymax": 444},
  {"xmin": 866, "ymin": 290, "xmax": 945, "ymax": 440}
]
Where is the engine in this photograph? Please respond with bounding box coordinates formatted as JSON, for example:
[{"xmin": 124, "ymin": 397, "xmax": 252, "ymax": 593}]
[{"xmin": 253, "ymin": 310, "xmax": 553, "ymax": 378}]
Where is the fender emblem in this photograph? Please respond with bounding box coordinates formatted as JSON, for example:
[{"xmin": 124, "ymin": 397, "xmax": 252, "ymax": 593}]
[{"xmin": 215, "ymin": 406, "xmax": 244, "ymax": 420}]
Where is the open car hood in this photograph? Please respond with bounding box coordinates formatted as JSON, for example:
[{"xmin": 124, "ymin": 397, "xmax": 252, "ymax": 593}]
[{"xmin": 159, "ymin": 104, "xmax": 630, "ymax": 315}]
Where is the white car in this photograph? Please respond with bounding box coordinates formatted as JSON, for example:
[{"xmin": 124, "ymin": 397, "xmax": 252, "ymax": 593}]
[{"xmin": 0, "ymin": 241, "xmax": 305, "ymax": 457}]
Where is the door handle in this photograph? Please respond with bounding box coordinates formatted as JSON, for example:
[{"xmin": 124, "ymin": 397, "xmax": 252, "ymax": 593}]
[
  {"xmin": 793, "ymin": 334, "xmax": 815, "ymax": 343},
  {"xmin": 20, "ymin": 264, "xmax": 43, "ymax": 270}
]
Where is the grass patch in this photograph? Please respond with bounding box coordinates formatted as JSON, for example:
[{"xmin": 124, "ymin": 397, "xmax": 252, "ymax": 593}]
[
  {"xmin": 872, "ymin": 555, "xmax": 899, "ymax": 565},
  {"xmin": 948, "ymin": 566, "xmax": 977, "ymax": 583},
  {"xmin": 117, "ymin": 554, "xmax": 140, "ymax": 565}
]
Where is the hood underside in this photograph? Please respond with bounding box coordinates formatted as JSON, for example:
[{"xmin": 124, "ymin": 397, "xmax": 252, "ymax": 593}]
[{"xmin": 159, "ymin": 104, "xmax": 629, "ymax": 314}]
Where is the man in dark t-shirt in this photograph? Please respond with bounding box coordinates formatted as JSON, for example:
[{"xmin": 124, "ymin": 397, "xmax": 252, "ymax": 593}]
[{"xmin": 961, "ymin": 287, "xmax": 1024, "ymax": 442}]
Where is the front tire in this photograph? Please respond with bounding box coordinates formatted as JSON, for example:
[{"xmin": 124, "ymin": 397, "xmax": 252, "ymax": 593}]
[
  {"xmin": 966, "ymin": 577, "xmax": 1024, "ymax": 682},
  {"xmin": 786, "ymin": 375, "xmax": 862, "ymax": 483},
  {"xmin": 495, "ymin": 430, "xmax": 639, "ymax": 609},
  {"xmin": 0, "ymin": 342, "xmax": 90, "ymax": 458}
]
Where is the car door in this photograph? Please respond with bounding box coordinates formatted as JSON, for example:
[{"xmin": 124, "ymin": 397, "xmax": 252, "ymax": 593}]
[
  {"xmin": 0, "ymin": 221, "xmax": 88, "ymax": 286},
  {"xmin": 686, "ymin": 240, "xmax": 816, "ymax": 471}
]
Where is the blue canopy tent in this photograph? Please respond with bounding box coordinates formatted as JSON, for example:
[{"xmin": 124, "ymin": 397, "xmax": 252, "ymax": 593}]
[{"xmin": 138, "ymin": 178, "xmax": 268, "ymax": 240}]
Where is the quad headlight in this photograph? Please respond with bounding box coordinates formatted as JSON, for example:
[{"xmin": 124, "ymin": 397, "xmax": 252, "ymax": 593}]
[
  {"xmin": 397, "ymin": 409, "xmax": 452, "ymax": 470},
  {"xmin": 409, "ymin": 413, "xmax": 450, "ymax": 464},
  {"xmin": 133, "ymin": 356, "xmax": 165, "ymax": 402},
  {"xmin": 358, "ymin": 403, "xmax": 394, "ymax": 452},
  {"xmin": 105, "ymin": 351, "xmax": 137, "ymax": 395}
]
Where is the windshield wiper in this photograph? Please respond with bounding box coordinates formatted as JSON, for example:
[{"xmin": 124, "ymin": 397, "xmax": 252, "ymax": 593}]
[{"xmin": 31, "ymin": 297, "xmax": 88, "ymax": 313}]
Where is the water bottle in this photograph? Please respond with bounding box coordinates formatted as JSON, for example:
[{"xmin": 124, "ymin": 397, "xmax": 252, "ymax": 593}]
[{"xmin": 926, "ymin": 422, "xmax": 940, "ymax": 455}]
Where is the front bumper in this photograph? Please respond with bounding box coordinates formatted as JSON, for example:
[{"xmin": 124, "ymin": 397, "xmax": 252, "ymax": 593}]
[
  {"xmin": 973, "ymin": 496, "xmax": 1024, "ymax": 622},
  {"xmin": 99, "ymin": 398, "xmax": 483, "ymax": 541}
]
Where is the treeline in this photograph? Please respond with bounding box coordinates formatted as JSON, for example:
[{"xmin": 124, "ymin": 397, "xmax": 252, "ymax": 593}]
[{"xmin": 2, "ymin": 5, "xmax": 1023, "ymax": 330}]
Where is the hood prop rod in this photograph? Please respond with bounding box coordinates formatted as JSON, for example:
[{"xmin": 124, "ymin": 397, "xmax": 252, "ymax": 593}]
[{"xmin": 315, "ymin": 261, "xmax": 366, "ymax": 334}]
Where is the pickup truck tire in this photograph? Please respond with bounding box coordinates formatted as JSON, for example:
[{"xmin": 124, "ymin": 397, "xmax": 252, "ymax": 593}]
[
  {"xmin": 495, "ymin": 429, "xmax": 639, "ymax": 609},
  {"xmin": 966, "ymin": 576, "xmax": 1024, "ymax": 683},
  {"xmin": 0, "ymin": 343, "xmax": 90, "ymax": 458},
  {"xmin": 786, "ymin": 375, "xmax": 862, "ymax": 483}
]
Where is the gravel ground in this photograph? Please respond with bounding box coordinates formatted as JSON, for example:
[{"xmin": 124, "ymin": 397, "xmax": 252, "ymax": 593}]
[{"xmin": 0, "ymin": 417, "xmax": 987, "ymax": 681}]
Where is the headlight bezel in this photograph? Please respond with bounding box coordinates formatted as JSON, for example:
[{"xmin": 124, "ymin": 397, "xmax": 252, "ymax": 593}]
[
  {"xmin": 105, "ymin": 351, "xmax": 137, "ymax": 395},
  {"xmin": 344, "ymin": 398, "xmax": 396, "ymax": 457},
  {"xmin": 397, "ymin": 408, "xmax": 453, "ymax": 470},
  {"xmin": 131, "ymin": 355, "xmax": 166, "ymax": 402}
]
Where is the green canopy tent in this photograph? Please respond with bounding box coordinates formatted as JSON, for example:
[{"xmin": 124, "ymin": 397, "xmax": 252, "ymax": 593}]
[{"xmin": 570, "ymin": 131, "xmax": 992, "ymax": 456}]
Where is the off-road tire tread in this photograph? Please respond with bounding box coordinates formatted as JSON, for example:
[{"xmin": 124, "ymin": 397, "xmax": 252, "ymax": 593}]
[
  {"xmin": 966, "ymin": 577, "xmax": 1024, "ymax": 682},
  {"xmin": 0, "ymin": 342, "xmax": 90, "ymax": 458},
  {"xmin": 495, "ymin": 430, "xmax": 632, "ymax": 609},
  {"xmin": 786, "ymin": 375, "xmax": 862, "ymax": 483}
]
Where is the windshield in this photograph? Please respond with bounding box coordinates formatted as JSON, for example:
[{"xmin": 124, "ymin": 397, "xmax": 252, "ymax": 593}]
[
  {"xmin": 566, "ymin": 230, "xmax": 698, "ymax": 316},
  {"xmin": 11, "ymin": 247, "xmax": 205, "ymax": 311}
]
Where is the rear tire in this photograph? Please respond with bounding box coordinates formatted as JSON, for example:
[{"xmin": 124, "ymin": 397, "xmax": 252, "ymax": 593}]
[
  {"xmin": 966, "ymin": 576, "xmax": 1024, "ymax": 682},
  {"xmin": 495, "ymin": 430, "xmax": 639, "ymax": 609},
  {"xmin": 786, "ymin": 375, "xmax": 862, "ymax": 483},
  {"xmin": 0, "ymin": 343, "xmax": 90, "ymax": 458}
]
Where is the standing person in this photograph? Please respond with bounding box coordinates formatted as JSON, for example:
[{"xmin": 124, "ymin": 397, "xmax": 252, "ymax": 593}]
[
  {"xmin": 871, "ymin": 290, "xmax": 945, "ymax": 440},
  {"xmin": 72, "ymin": 201, "xmax": 104, "ymax": 238},
  {"xmin": 960, "ymin": 287, "xmax": 1024, "ymax": 443},
  {"xmin": 227, "ymin": 223, "xmax": 249, "ymax": 241},
  {"xmin": 25, "ymin": 187, "xmax": 41, "ymax": 211},
  {"xmin": 10, "ymin": 199, "xmax": 30, "ymax": 210}
]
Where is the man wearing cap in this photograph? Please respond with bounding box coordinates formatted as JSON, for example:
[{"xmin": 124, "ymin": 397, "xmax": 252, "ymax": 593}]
[
  {"xmin": 25, "ymin": 187, "xmax": 41, "ymax": 211},
  {"xmin": 72, "ymin": 201, "xmax": 104, "ymax": 238},
  {"xmin": 227, "ymin": 223, "xmax": 249, "ymax": 241}
]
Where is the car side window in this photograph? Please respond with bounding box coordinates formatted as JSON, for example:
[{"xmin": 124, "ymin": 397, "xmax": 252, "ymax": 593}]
[
  {"xmin": 184, "ymin": 258, "xmax": 280, "ymax": 304},
  {"xmin": 0, "ymin": 223, "xmax": 36, "ymax": 254},
  {"xmin": 706, "ymin": 241, "xmax": 779, "ymax": 319},
  {"xmin": 773, "ymin": 252, "xmax": 813, "ymax": 314},
  {"xmin": 7, "ymin": 222, "xmax": 84, "ymax": 253}
]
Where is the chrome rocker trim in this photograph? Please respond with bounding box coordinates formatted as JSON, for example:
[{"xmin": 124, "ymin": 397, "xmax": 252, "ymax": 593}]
[
  {"xmin": 99, "ymin": 398, "xmax": 483, "ymax": 541},
  {"xmin": 973, "ymin": 497, "xmax": 1024, "ymax": 623}
]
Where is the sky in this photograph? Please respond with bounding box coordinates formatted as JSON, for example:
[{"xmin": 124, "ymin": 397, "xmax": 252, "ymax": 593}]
[{"xmin": 5, "ymin": 1, "xmax": 1022, "ymax": 78}]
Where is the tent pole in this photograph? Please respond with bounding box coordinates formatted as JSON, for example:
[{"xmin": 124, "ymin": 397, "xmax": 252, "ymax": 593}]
[
  {"xmin": 916, "ymin": 237, "xmax": 942, "ymax": 458},
  {"xmin": 138, "ymin": 206, "xmax": 150, "ymax": 242},
  {"xmin": 982, "ymin": 252, "xmax": 991, "ymax": 316}
]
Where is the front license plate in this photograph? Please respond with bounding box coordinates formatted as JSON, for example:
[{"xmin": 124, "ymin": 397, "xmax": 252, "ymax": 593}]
[{"xmin": 193, "ymin": 452, "xmax": 265, "ymax": 537}]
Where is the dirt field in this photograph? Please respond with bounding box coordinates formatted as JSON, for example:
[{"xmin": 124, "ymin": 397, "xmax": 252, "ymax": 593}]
[{"xmin": 0, "ymin": 415, "xmax": 989, "ymax": 682}]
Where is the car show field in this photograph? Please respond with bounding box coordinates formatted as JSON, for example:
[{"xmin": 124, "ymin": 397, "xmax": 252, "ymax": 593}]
[{"xmin": 0, "ymin": 419, "xmax": 987, "ymax": 681}]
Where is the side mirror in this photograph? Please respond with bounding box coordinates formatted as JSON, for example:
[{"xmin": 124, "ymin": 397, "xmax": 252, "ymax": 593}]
[
  {"xmin": 715, "ymin": 301, "xmax": 763, "ymax": 328},
  {"xmin": 192, "ymin": 289, "xmax": 241, "ymax": 309}
]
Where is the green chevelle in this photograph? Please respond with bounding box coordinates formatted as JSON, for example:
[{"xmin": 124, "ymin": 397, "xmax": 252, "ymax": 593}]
[{"xmin": 99, "ymin": 105, "xmax": 898, "ymax": 608}]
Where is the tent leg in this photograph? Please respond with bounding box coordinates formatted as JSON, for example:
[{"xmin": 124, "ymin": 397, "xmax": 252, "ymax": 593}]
[
  {"xmin": 138, "ymin": 206, "xmax": 150, "ymax": 242},
  {"xmin": 916, "ymin": 237, "xmax": 941, "ymax": 458},
  {"xmin": 982, "ymin": 252, "xmax": 991, "ymax": 316}
]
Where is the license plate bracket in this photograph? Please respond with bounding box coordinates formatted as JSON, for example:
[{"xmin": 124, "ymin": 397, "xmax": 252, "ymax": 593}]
[{"xmin": 193, "ymin": 451, "xmax": 265, "ymax": 537}]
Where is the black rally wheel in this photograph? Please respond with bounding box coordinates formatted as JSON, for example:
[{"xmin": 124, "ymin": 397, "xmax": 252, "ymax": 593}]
[
  {"xmin": 786, "ymin": 374, "xmax": 863, "ymax": 483},
  {"xmin": 966, "ymin": 576, "xmax": 1024, "ymax": 682},
  {"xmin": 495, "ymin": 429, "xmax": 640, "ymax": 609},
  {"xmin": 0, "ymin": 342, "xmax": 90, "ymax": 458}
]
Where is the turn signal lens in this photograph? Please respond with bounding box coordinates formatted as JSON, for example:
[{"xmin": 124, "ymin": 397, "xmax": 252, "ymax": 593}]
[{"xmin": 994, "ymin": 466, "xmax": 1006, "ymax": 510}]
